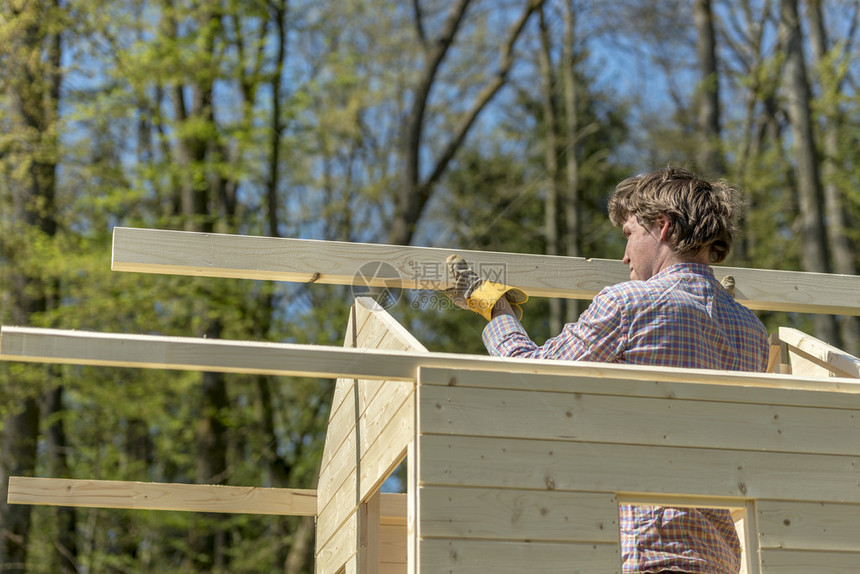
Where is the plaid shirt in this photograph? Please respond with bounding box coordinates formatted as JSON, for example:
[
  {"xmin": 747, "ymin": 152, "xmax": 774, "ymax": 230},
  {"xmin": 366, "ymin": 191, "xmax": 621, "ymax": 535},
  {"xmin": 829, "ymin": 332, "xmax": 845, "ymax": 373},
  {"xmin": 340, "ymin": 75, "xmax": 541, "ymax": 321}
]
[{"xmin": 483, "ymin": 263, "xmax": 769, "ymax": 574}]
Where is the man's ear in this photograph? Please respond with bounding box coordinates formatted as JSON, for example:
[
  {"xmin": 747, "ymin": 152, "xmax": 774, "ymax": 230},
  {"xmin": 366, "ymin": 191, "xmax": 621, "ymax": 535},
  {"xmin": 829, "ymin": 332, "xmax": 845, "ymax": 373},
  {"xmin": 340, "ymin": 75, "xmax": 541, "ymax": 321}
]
[{"xmin": 655, "ymin": 214, "xmax": 671, "ymax": 241}]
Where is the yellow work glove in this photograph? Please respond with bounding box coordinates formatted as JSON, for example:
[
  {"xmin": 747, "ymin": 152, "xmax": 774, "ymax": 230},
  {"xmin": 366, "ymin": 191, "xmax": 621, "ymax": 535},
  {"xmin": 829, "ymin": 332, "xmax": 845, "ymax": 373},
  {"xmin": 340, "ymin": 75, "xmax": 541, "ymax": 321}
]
[{"xmin": 442, "ymin": 254, "xmax": 528, "ymax": 321}]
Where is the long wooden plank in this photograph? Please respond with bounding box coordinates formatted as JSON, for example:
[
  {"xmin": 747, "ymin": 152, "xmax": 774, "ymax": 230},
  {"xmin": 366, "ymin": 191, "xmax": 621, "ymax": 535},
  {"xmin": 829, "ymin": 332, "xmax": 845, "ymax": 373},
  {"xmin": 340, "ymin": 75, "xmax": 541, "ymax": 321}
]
[
  {"xmin": 418, "ymin": 435, "xmax": 860, "ymax": 504},
  {"xmin": 419, "ymin": 486, "xmax": 618, "ymax": 543},
  {"xmin": 419, "ymin": 539, "xmax": 620, "ymax": 574},
  {"xmin": 757, "ymin": 499, "xmax": 860, "ymax": 552},
  {"xmin": 416, "ymin": 367, "xmax": 860, "ymax": 410},
  {"xmin": 758, "ymin": 548, "xmax": 860, "ymax": 573},
  {"xmin": 111, "ymin": 227, "xmax": 860, "ymax": 315},
  {"xmin": 7, "ymin": 477, "xmax": 316, "ymax": 515},
  {"xmin": 417, "ymin": 384, "xmax": 860, "ymax": 456},
  {"xmin": 5, "ymin": 327, "xmax": 860, "ymax": 397}
]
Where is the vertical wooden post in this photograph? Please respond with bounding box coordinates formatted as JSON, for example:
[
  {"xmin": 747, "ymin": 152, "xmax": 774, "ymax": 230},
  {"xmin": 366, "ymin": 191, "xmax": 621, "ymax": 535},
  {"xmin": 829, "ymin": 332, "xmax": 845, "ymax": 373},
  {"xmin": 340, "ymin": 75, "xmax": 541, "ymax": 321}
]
[{"xmin": 359, "ymin": 490, "xmax": 380, "ymax": 574}]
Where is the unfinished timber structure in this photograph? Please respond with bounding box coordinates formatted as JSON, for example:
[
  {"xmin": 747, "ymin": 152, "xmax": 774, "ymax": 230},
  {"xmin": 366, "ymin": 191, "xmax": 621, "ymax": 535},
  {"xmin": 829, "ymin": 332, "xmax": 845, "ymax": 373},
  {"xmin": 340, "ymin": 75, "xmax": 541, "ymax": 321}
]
[{"xmin": 4, "ymin": 227, "xmax": 860, "ymax": 574}]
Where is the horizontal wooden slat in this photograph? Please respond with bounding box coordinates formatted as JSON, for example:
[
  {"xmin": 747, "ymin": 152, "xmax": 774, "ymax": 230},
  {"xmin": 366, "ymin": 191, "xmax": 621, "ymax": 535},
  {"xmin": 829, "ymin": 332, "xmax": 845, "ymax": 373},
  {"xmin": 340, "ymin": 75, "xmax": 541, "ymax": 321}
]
[
  {"xmin": 379, "ymin": 523, "xmax": 407, "ymax": 564},
  {"xmin": 5, "ymin": 327, "xmax": 860, "ymax": 398},
  {"xmin": 419, "ymin": 486, "xmax": 618, "ymax": 543},
  {"xmin": 418, "ymin": 435, "xmax": 860, "ymax": 504},
  {"xmin": 7, "ymin": 477, "xmax": 316, "ymax": 515},
  {"xmin": 416, "ymin": 367, "xmax": 860, "ymax": 410},
  {"xmin": 417, "ymin": 384, "xmax": 860, "ymax": 456},
  {"xmin": 380, "ymin": 492, "xmax": 407, "ymax": 523},
  {"xmin": 111, "ymin": 227, "xmax": 860, "ymax": 315},
  {"xmin": 757, "ymin": 499, "xmax": 860, "ymax": 552},
  {"xmin": 419, "ymin": 539, "xmax": 620, "ymax": 573},
  {"xmin": 759, "ymin": 548, "xmax": 860, "ymax": 573}
]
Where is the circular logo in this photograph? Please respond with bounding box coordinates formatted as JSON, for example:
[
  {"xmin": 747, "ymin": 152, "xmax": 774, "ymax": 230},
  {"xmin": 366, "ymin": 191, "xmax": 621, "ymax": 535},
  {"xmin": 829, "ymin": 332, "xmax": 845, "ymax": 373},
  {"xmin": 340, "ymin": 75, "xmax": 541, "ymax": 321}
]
[{"xmin": 351, "ymin": 261, "xmax": 403, "ymax": 309}]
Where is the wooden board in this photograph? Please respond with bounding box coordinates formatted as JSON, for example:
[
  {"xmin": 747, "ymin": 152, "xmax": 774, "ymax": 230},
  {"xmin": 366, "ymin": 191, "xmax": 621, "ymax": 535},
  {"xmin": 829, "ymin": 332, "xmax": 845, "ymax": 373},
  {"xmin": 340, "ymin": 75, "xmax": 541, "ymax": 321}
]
[
  {"xmin": 418, "ymin": 432, "xmax": 860, "ymax": 503},
  {"xmin": 757, "ymin": 499, "xmax": 860, "ymax": 552},
  {"xmin": 316, "ymin": 299, "xmax": 423, "ymax": 574},
  {"xmin": 7, "ymin": 477, "xmax": 316, "ymax": 515},
  {"xmin": 5, "ymin": 327, "xmax": 860, "ymax": 397},
  {"xmin": 416, "ymin": 365, "xmax": 860, "ymax": 410},
  {"xmin": 779, "ymin": 326, "xmax": 860, "ymax": 378},
  {"xmin": 417, "ymin": 383, "xmax": 860, "ymax": 456},
  {"xmin": 316, "ymin": 393, "xmax": 413, "ymax": 550},
  {"xmin": 379, "ymin": 523, "xmax": 407, "ymax": 567},
  {"xmin": 419, "ymin": 539, "xmax": 620, "ymax": 574},
  {"xmin": 758, "ymin": 549, "xmax": 860, "ymax": 573},
  {"xmin": 110, "ymin": 227, "xmax": 860, "ymax": 315},
  {"xmin": 419, "ymin": 486, "xmax": 618, "ymax": 543},
  {"xmin": 414, "ymin": 366, "xmax": 860, "ymax": 574}
]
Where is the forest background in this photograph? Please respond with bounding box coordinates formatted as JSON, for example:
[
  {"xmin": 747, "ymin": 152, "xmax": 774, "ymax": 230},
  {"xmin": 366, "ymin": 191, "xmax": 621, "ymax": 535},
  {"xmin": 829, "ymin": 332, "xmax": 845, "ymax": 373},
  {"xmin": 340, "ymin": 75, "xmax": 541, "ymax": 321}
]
[{"xmin": 1, "ymin": 0, "xmax": 859, "ymax": 572}]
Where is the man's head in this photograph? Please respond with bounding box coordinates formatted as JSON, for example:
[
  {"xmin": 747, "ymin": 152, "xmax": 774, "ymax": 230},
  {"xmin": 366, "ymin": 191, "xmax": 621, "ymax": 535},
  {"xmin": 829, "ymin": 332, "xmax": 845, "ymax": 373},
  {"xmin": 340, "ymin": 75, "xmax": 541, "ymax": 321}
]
[{"xmin": 608, "ymin": 166, "xmax": 742, "ymax": 266}]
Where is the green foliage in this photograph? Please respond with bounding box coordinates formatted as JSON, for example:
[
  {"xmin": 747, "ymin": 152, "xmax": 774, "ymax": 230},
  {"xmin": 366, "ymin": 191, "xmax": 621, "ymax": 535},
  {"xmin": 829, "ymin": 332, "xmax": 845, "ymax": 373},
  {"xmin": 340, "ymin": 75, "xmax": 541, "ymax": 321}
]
[{"xmin": 2, "ymin": 0, "xmax": 860, "ymax": 572}]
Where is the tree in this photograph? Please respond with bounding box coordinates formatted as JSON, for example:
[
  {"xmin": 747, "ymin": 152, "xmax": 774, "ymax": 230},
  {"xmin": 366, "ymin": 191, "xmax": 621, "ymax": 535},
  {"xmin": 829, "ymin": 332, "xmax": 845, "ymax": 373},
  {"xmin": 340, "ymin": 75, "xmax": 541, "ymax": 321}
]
[
  {"xmin": 0, "ymin": 1, "xmax": 65, "ymax": 571},
  {"xmin": 389, "ymin": 0, "xmax": 546, "ymax": 246},
  {"xmin": 778, "ymin": 0, "xmax": 839, "ymax": 344},
  {"xmin": 537, "ymin": 4, "xmax": 564, "ymax": 333},
  {"xmin": 693, "ymin": 0, "xmax": 726, "ymax": 177},
  {"xmin": 806, "ymin": 0, "xmax": 859, "ymax": 354}
]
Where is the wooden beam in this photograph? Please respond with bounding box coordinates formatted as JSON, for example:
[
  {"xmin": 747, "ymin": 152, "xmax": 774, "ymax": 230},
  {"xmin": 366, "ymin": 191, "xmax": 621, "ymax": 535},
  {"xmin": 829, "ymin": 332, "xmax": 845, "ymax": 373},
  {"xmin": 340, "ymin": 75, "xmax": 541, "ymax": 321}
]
[
  {"xmin": 3, "ymin": 326, "xmax": 860, "ymax": 396},
  {"xmin": 779, "ymin": 327, "xmax": 860, "ymax": 378},
  {"xmin": 359, "ymin": 491, "xmax": 381, "ymax": 574},
  {"xmin": 8, "ymin": 477, "xmax": 407, "ymax": 520},
  {"xmin": 7, "ymin": 477, "xmax": 317, "ymax": 515},
  {"xmin": 111, "ymin": 227, "xmax": 860, "ymax": 316}
]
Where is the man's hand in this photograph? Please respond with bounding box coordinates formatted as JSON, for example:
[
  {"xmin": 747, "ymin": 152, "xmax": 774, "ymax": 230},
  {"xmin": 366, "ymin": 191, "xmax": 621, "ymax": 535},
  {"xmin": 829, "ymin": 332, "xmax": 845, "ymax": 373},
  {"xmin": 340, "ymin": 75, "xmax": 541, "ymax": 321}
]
[{"xmin": 442, "ymin": 254, "xmax": 527, "ymax": 321}]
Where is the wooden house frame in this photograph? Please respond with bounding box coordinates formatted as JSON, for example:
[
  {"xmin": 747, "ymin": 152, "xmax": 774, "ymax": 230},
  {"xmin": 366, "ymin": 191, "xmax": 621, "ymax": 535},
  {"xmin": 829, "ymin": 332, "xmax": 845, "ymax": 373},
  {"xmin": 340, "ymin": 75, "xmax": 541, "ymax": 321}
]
[{"xmin": 4, "ymin": 227, "xmax": 860, "ymax": 573}]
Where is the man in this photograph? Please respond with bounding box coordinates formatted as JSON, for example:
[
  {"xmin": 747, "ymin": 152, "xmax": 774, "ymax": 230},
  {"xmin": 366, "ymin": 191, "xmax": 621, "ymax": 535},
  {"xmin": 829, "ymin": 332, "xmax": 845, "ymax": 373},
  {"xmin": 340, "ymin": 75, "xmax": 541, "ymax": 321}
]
[{"xmin": 445, "ymin": 166, "xmax": 769, "ymax": 574}]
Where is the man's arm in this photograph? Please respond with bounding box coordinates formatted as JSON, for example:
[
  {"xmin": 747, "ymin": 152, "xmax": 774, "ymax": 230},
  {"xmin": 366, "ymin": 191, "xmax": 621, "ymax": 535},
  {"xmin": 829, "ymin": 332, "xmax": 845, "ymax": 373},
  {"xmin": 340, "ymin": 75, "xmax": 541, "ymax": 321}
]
[
  {"xmin": 484, "ymin": 289, "xmax": 626, "ymax": 362},
  {"xmin": 491, "ymin": 296, "xmax": 517, "ymax": 319}
]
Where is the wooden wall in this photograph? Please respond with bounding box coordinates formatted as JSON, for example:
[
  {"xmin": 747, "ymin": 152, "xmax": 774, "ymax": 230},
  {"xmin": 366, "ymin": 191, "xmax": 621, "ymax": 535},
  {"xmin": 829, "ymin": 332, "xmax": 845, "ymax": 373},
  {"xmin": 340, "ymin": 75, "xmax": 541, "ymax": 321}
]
[
  {"xmin": 316, "ymin": 298, "xmax": 423, "ymax": 574},
  {"xmin": 414, "ymin": 365, "xmax": 860, "ymax": 574}
]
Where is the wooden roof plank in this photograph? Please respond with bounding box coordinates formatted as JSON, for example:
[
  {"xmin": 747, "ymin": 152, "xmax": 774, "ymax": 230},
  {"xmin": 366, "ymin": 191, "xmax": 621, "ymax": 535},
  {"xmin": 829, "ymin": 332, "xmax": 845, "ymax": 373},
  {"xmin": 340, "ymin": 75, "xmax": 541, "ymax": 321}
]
[
  {"xmin": 111, "ymin": 227, "xmax": 860, "ymax": 315},
  {"xmin": 3, "ymin": 326, "xmax": 860, "ymax": 397}
]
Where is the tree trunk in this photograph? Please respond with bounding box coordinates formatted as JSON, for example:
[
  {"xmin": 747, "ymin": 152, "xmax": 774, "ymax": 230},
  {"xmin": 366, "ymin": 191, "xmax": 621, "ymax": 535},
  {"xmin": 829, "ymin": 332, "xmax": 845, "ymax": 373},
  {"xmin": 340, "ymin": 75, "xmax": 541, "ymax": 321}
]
[
  {"xmin": 778, "ymin": 0, "xmax": 839, "ymax": 344},
  {"xmin": 693, "ymin": 0, "xmax": 726, "ymax": 177},
  {"xmin": 389, "ymin": 0, "xmax": 544, "ymax": 246},
  {"xmin": 538, "ymin": 6, "xmax": 563, "ymax": 334},
  {"xmin": 0, "ymin": 399, "xmax": 39, "ymax": 573},
  {"xmin": 1, "ymin": 2, "xmax": 62, "ymax": 570},
  {"xmin": 267, "ymin": 0, "xmax": 289, "ymax": 239},
  {"xmin": 562, "ymin": 0, "xmax": 581, "ymax": 323},
  {"xmin": 42, "ymin": 386, "xmax": 78, "ymax": 573},
  {"xmin": 163, "ymin": 4, "xmax": 234, "ymax": 568},
  {"xmin": 806, "ymin": 0, "xmax": 859, "ymax": 355}
]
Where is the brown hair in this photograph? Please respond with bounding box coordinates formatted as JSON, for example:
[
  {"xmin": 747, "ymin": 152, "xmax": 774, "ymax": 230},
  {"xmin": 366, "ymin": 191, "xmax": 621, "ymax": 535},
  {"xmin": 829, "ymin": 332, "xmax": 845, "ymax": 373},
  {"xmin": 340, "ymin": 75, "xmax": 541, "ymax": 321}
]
[{"xmin": 607, "ymin": 166, "xmax": 742, "ymax": 263}]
